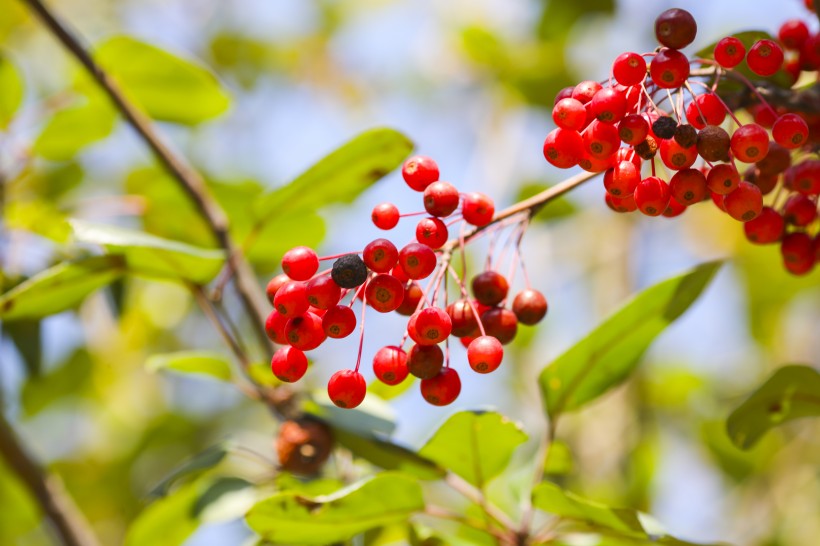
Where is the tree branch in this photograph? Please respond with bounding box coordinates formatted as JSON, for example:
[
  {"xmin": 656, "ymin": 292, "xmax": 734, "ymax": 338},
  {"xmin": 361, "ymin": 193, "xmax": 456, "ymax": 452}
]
[
  {"xmin": 22, "ymin": 0, "xmax": 271, "ymax": 351},
  {"xmin": 0, "ymin": 412, "xmax": 101, "ymax": 546}
]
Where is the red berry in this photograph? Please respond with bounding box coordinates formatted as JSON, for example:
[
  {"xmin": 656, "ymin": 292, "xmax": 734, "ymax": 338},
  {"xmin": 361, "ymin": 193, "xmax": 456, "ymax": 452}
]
[
  {"xmin": 274, "ymin": 281, "xmax": 310, "ymax": 317},
  {"xmin": 649, "ymin": 48, "xmax": 690, "ymax": 89},
  {"xmin": 714, "ymin": 36, "xmax": 746, "ymax": 68},
  {"xmin": 583, "ymin": 120, "xmax": 620, "ymax": 160},
  {"xmin": 471, "ymin": 270, "xmax": 509, "ymax": 306},
  {"xmin": 706, "ymin": 164, "xmax": 741, "ymax": 195},
  {"xmin": 446, "ymin": 299, "xmax": 479, "ymax": 337},
  {"xmin": 783, "ymin": 194, "xmax": 818, "ymax": 226},
  {"xmin": 590, "ymin": 87, "xmax": 627, "ymax": 124},
  {"xmin": 281, "ymin": 246, "xmax": 319, "ymax": 281},
  {"xmin": 467, "ymin": 336, "xmax": 504, "ymax": 374},
  {"xmin": 772, "ymin": 114, "xmax": 809, "ymax": 149},
  {"xmin": 266, "ymin": 273, "xmax": 290, "ymax": 306},
  {"xmin": 372, "ymin": 202, "xmax": 400, "ymax": 230},
  {"xmin": 790, "ymin": 160, "xmax": 820, "ymax": 195},
  {"xmin": 398, "ymin": 243, "xmax": 437, "ymax": 280},
  {"xmin": 618, "ymin": 114, "xmax": 649, "ymax": 145},
  {"xmin": 423, "ymin": 181, "xmax": 460, "ymax": 217},
  {"xmin": 322, "ymin": 305, "xmax": 357, "ymax": 338},
  {"xmin": 327, "ymin": 369, "xmax": 366, "ymax": 409},
  {"xmin": 407, "ymin": 343, "xmax": 444, "ymax": 379},
  {"xmin": 403, "ymin": 156, "xmax": 439, "ymax": 192},
  {"xmin": 420, "ymin": 367, "xmax": 461, "ymax": 406},
  {"xmin": 612, "ymin": 52, "xmax": 647, "ymax": 86},
  {"xmin": 554, "ymin": 86, "xmax": 574, "ymax": 105},
  {"xmin": 462, "ymin": 192, "xmax": 495, "ymax": 227},
  {"xmin": 779, "ymin": 19, "xmax": 810, "ymax": 50},
  {"xmin": 659, "ymin": 139, "xmax": 697, "ymax": 170},
  {"xmin": 543, "ymin": 128, "xmax": 584, "ymax": 168},
  {"xmin": 410, "ymin": 307, "xmax": 452, "ymax": 345},
  {"xmin": 654, "ymin": 8, "xmax": 697, "ymax": 49},
  {"xmin": 603, "ymin": 161, "xmax": 640, "ymax": 197},
  {"xmin": 723, "ymin": 182, "xmax": 763, "ymax": 222},
  {"xmin": 372, "ymin": 346, "xmax": 409, "ymax": 385},
  {"xmin": 363, "ymin": 238, "xmax": 399, "ymax": 273},
  {"xmin": 744, "ymin": 207, "xmax": 784, "ymax": 244},
  {"xmin": 747, "ymin": 39, "xmax": 784, "ymax": 76},
  {"xmin": 271, "ymin": 346, "xmax": 309, "ymax": 383},
  {"xmin": 578, "ymin": 151, "xmax": 615, "ymax": 173},
  {"xmin": 512, "ymin": 289, "xmax": 548, "ymax": 325},
  {"xmin": 781, "ymin": 232, "xmax": 815, "ymax": 275},
  {"xmin": 571, "ymin": 80, "xmax": 602, "ymax": 104},
  {"xmin": 265, "ymin": 310, "xmax": 289, "ymax": 344},
  {"xmin": 662, "ymin": 196, "xmax": 687, "ymax": 218},
  {"xmin": 730, "ymin": 124, "xmax": 769, "ymax": 163},
  {"xmin": 634, "ymin": 176, "xmax": 671, "ymax": 217},
  {"xmin": 605, "ymin": 192, "xmax": 638, "ymax": 213},
  {"xmin": 552, "ymin": 98, "xmax": 587, "ymax": 131},
  {"xmin": 365, "ymin": 274, "xmax": 405, "ymax": 313},
  {"xmin": 306, "ymin": 275, "xmax": 342, "ymax": 310},
  {"xmin": 396, "ymin": 281, "xmax": 423, "ymax": 316},
  {"xmin": 481, "ymin": 307, "xmax": 518, "ymax": 345},
  {"xmin": 416, "ymin": 217, "xmax": 449, "ymax": 249},
  {"xmin": 285, "ymin": 312, "xmax": 327, "ymax": 351},
  {"xmin": 670, "ymin": 168, "xmax": 707, "ymax": 205},
  {"xmin": 685, "ymin": 93, "xmax": 726, "ymax": 129}
]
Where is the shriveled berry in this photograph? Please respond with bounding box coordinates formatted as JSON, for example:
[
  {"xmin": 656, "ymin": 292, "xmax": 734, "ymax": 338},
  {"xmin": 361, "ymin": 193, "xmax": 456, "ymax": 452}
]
[
  {"xmin": 271, "ymin": 346, "xmax": 309, "ymax": 383},
  {"xmin": 696, "ymin": 125, "xmax": 731, "ymax": 162},
  {"xmin": 652, "ymin": 117, "xmax": 678, "ymax": 140},
  {"xmin": 420, "ymin": 367, "xmax": 461, "ymax": 406},
  {"xmin": 403, "ymin": 155, "xmax": 439, "ymax": 192},
  {"xmin": 331, "ymin": 254, "xmax": 368, "ymax": 289},
  {"xmin": 467, "ymin": 336, "xmax": 504, "ymax": 374},
  {"xmin": 471, "ymin": 270, "xmax": 509, "ymax": 306},
  {"xmin": 674, "ymin": 124, "xmax": 698, "ymax": 148},
  {"xmin": 634, "ymin": 136, "xmax": 659, "ymax": 160},
  {"xmin": 327, "ymin": 369, "xmax": 366, "ymax": 409},
  {"xmin": 372, "ymin": 346, "xmax": 409, "ymax": 385},
  {"xmin": 407, "ymin": 343, "xmax": 444, "ymax": 379},
  {"xmin": 512, "ymin": 289, "xmax": 548, "ymax": 325},
  {"xmin": 276, "ymin": 419, "xmax": 333, "ymax": 475}
]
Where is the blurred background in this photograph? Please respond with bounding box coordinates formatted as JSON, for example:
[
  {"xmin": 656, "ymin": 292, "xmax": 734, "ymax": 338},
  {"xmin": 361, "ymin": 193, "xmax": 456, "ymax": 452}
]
[{"xmin": 1, "ymin": 0, "xmax": 818, "ymax": 545}]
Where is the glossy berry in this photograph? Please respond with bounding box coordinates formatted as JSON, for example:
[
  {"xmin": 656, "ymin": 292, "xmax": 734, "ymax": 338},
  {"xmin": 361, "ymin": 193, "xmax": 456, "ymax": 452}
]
[
  {"xmin": 571, "ymin": 80, "xmax": 602, "ymax": 104},
  {"xmin": 481, "ymin": 307, "xmax": 518, "ymax": 345},
  {"xmin": 322, "ymin": 305, "xmax": 357, "ymax": 338},
  {"xmin": 281, "ymin": 246, "xmax": 319, "ymax": 281},
  {"xmin": 706, "ymin": 164, "xmax": 740, "ymax": 195},
  {"xmin": 781, "ymin": 232, "xmax": 815, "ymax": 274},
  {"xmin": 363, "ymin": 238, "xmax": 399, "ymax": 273},
  {"xmin": 659, "ymin": 138, "xmax": 697, "ymax": 170},
  {"xmin": 779, "ymin": 19, "xmax": 810, "ymax": 50},
  {"xmin": 410, "ymin": 307, "xmax": 452, "ymax": 345},
  {"xmin": 747, "ymin": 39, "xmax": 784, "ymax": 77},
  {"xmin": 612, "ymin": 52, "xmax": 647, "ymax": 86},
  {"xmin": 365, "ymin": 274, "xmax": 405, "ymax": 313},
  {"xmin": 265, "ymin": 310, "xmax": 289, "ymax": 344},
  {"xmin": 423, "ymin": 181, "xmax": 460, "ymax": 217},
  {"xmin": 512, "ymin": 289, "xmax": 548, "ymax": 325},
  {"xmin": 420, "ymin": 367, "xmax": 461, "ymax": 406},
  {"xmin": 467, "ymin": 336, "xmax": 504, "ymax": 374},
  {"xmin": 270, "ymin": 346, "xmax": 309, "ymax": 383},
  {"xmin": 396, "ymin": 282, "xmax": 423, "ymax": 316},
  {"xmin": 662, "ymin": 196, "xmax": 687, "ymax": 218},
  {"xmin": 756, "ymin": 142, "xmax": 791, "ymax": 176},
  {"xmin": 407, "ymin": 343, "xmax": 444, "ymax": 379},
  {"xmin": 634, "ymin": 176, "xmax": 671, "ymax": 216},
  {"xmin": 649, "ymin": 48, "xmax": 690, "ymax": 89},
  {"xmin": 372, "ymin": 346, "xmax": 409, "ymax": 385},
  {"xmin": 744, "ymin": 207, "xmax": 784, "ymax": 244},
  {"xmin": 670, "ymin": 168, "xmax": 708, "ymax": 205},
  {"xmin": 655, "ymin": 8, "xmax": 697, "ymax": 49},
  {"xmin": 462, "ymin": 192, "xmax": 495, "ymax": 226},
  {"xmin": 398, "ymin": 243, "xmax": 437, "ymax": 280},
  {"xmin": 590, "ymin": 88, "xmax": 627, "ymax": 124},
  {"xmin": 605, "ymin": 192, "xmax": 638, "ymax": 213},
  {"xmin": 327, "ymin": 369, "xmax": 367, "ymax": 409},
  {"xmin": 274, "ymin": 281, "xmax": 310, "ymax": 317},
  {"xmin": 402, "ymin": 155, "xmax": 439, "ymax": 192},
  {"xmin": 265, "ymin": 273, "xmax": 290, "ymax": 306},
  {"xmin": 618, "ymin": 114, "xmax": 649, "ymax": 145},
  {"xmin": 471, "ymin": 270, "xmax": 509, "ymax": 306},
  {"xmin": 584, "ymin": 120, "xmax": 620, "ymax": 160},
  {"xmin": 783, "ymin": 194, "xmax": 818, "ymax": 226},
  {"xmin": 730, "ymin": 124, "xmax": 769, "ymax": 163},
  {"xmin": 331, "ymin": 254, "xmax": 368, "ymax": 289},
  {"xmin": 685, "ymin": 93, "xmax": 726, "ymax": 130},
  {"xmin": 723, "ymin": 182, "xmax": 763, "ymax": 222},
  {"xmin": 543, "ymin": 127, "xmax": 584, "ymax": 168},
  {"xmin": 285, "ymin": 312, "xmax": 326, "ymax": 351},
  {"xmin": 772, "ymin": 114, "xmax": 809, "ymax": 149},
  {"xmin": 603, "ymin": 161, "xmax": 640, "ymax": 196},
  {"xmin": 416, "ymin": 217, "xmax": 449, "ymax": 249},
  {"xmin": 552, "ymin": 98, "xmax": 587, "ymax": 131},
  {"xmin": 714, "ymin": 36, "xmax": 746, "ymax": 68},
  {"xmin": 447, "ymin": 299, "xmax": 479, "ymax": 337},
  {"xmin": 306, "ymin": 275, "xmax": 342, "ymax": 309},
  {"xmin": 372, "ymin": 202, "xmax": 400, "ymax": 230}
]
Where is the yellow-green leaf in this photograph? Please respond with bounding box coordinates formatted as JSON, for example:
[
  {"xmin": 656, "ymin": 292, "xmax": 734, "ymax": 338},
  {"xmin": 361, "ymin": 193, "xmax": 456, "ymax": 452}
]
[
  {"xmin": 0, "ymin": 52, "xmax": 24, "ymax": 128},
  {"xmin": 34, "ymin": 97, "xmax": 117, "ymax": 160},
  {"xmin": 146, "ymin": 351, "xmax": 233, "ymax": 381}
]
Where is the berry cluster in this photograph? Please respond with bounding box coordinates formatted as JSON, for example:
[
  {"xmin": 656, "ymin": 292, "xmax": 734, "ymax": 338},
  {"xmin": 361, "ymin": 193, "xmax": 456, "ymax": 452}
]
[
  {"xmin": 543, "ymin": 6, "xmax": 820, "ymax": 275},
  {"xmin": 264, "ymin": 157, "xmax": 548, "ymax": 409}
]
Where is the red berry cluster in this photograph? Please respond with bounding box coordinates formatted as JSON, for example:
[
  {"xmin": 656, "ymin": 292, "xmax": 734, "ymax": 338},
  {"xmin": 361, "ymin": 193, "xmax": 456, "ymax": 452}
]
[
  {"xmin": 263, "ymin": 156, "xmax": 548, "ymax": 409},
  {"xmin": 543, "ymin": 7, "xmax": 820, "ymax": 275}
]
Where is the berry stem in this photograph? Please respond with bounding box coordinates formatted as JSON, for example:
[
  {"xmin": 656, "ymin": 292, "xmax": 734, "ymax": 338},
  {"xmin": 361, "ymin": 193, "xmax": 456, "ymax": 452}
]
[
  {"xmin": 318, "ymin": 251, "xmax": 362, "ymax": 261},
  {"xmin": 448, "ymin": 265, "xmax": 487, "ymax": 337},
  {"xmin": 354, "ymin": 287, "xmax": 368, "ymax": 373}
]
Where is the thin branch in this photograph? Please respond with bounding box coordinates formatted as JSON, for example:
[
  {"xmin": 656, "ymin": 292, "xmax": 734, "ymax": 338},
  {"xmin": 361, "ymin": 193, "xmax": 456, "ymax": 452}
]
[
  {"xmin": 22, "ymin": 0, "xmax": 271, "ymax": 351},
  {"xmin": 0, "ymin": 412, "xmax": 101, "ymax": 546},
  {"xmin": 444, "ymin": 472, "xmax": 518, "ymax": 532}
]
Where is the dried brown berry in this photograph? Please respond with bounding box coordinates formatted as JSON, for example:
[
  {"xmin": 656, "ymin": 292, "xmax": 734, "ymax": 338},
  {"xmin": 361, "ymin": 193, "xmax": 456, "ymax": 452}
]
[
  {"xmin": 276, "ymin": 419, "xmax": 334, "ymax": 475},
  {"xmin": 635, "ymin": 136, "xmax": 659, "ymax": 160},
  {"xmin": 674, "ymin": 124, "xmax": 698, "ymax": 148},
  {"xmin": 696, "ymin": 125, "xmax": 731, "ymax": 162},
  {"xmin": 652, "ymin": 116, "xmax": 678, "ymax": 139},
  {"xmin": 331, "ymin": 254, "xmax": 368, "ymax": 289}
]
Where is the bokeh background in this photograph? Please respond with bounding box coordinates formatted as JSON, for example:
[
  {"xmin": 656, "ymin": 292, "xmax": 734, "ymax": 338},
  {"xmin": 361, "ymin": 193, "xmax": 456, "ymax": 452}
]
[{"xmin": 1, "ymin": 0, "xmax": 818, "ymax": 545}]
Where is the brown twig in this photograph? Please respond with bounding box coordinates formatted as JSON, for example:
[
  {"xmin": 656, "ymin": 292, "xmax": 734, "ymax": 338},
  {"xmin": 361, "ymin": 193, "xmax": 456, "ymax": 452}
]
[
  {"xmin": 22, "ymin": 0, "xmax": 271, "ymax": 351},
  {"xmin": 0, "ymin": 412, "xmax": 101, "ymax": 546}
]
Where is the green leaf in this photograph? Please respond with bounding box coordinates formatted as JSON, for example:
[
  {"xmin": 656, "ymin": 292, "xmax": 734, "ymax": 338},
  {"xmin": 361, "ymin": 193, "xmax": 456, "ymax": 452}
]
[
  {"xmin": 249, "ymin": 128, "xmax": 413, "ymax": 239},
  {"xmin": 146, "ymin": 351, "xmax": 233, "ymax": 382},
  {"xmin": 4, "ymin": 320, "xmax": 42, "ymax": 377},
  {"xmin": 333, "ymin": 429, "xmax": 445, "ymax": 480},
  {"xmin": 304, "ymin": 390, "xmax": 397, "ymax": 438},
  {"xmin": 0, "ymin": 458, "xmax": 41, "ymax": 542},
  {"xmin": 71, "ymin": 220, "xmax": 225, "ymax": 283},
  {"xmin": 516, "ymin": 183, "xmax": 578, "ymax": 223},
  {"xmin": 418, "ymin": 411, "xmax": 527, "ymax": 487},
  {"xmin": 532, "ymin": 482, "xmax": 644, "ymax": 534},
  {"xmin": 124, "ymin": 481, "xmax": 201, "ymax": 546},
  {"xmin": 5, "ymin": 199, "xmax": 72, "ymax": 243},
  {"xmin": 149, "ymin": 443, "xmax": 232, "ymax": 497},
  {"xmin": 34, "ymin": 96, "xmax": 117, "ymax": 160},
  {"xmin": 539, "ymin": 261, "xmax": 721, "ymax": 421},
  {"xmin": 367, "ymin": 375, "xmax": 416, "ymax": 401},
  {"xmin": 0, "ymin": 256, "xmax": 125, "ymax": 321},
  {"xmin": 246, "ymin": 473, "xmax": 424, "ymax": 544},
  {"xmin": 21, "ymin": 349, "xmax": 93, "ymax": 416},
  {"xmin": 95, "ymin": 36, "xmax": 230, "ymax": 125},
  {"xmin": 0, "ymin": 52, "xmax": 24, "ymax": 128},
  {"xmin": 726, "ymin": 365, "xmax": 820, "ymax": 449}
]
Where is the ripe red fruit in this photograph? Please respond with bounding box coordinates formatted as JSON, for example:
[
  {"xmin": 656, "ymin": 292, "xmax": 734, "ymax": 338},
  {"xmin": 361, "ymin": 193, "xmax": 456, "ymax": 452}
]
[
  {"xmin": 398, "ymin": 242, "xmax": 437, "ymax": 280},
  {"xmin": 423, "ymin": 181, "xmax": 460, "ymax": 217},
  {"xmin": 415, "ymin": 217, "xmax": 449, "ymax": 249},
  {"xmin": 265, "ymin": 310, "xmax": 289, "ymax": 344},
  {"xmin": 578, "ymin": 152, "xmax": 614, "ymax": 174},
  {"xmin": 659, "ymin": 139, "xmax": 697, "ymax": 170},
  {"xmin": 306, "ymin": 275, "xmax": 342, "ymax": 310},
  {"xmin": 512, "ymin": 289, "xmax": 548, "ymax": 325},
  {"xmin": 270, "ymin": 346, "xmax": 309, "ymax": 382},
  {"xmin": 779, "ymin": 19, "xmax": 810, "ymax": 50},
  {"xmin": 467, "ymin": 336, "xmax": 504, "ymax": 374},
  {"xmin": 649, "ymin": 48, "xmax": 690, "ymax": 89},
  {"xmin": 772, "ymin": 114, "xmax": 809, "ymax": 149},
  {"xmin": 790, "ymin": 160, "xmax": 820, "ymax": 195},
  {"xmin": 265, "ymin": 273, "xmax": 290, "ymax": 306},
  {"xmin": 372, "ymin": 346, "xmax": 409, "ymax": 385},
  {"xmin": 322, "ymin": 305, "xmax": 357, "ymax": 338},
  {"xmin": 612, "ymin": 52, "xmax": 647, "ymax": 86},
  {"xmin": 603, "ymin": 161, "xmax": 640, "ymax": 197},
  {"xmin": 662, "ymin": 196, "xmax": 687, "ymax": 218},
  {"xmin": 723, "ymin": 182, "xmax": 763, "ymax": 222},
  {"xmin": 543, "ymin": 128, "xmax": 584, "ymax": 168},
  {"xmin": 730, "ymin": 124, "xmax": 769, "ymax": 163},
  {"xmin": 654, "ymin": 8, "xmax": 697, "ymax": 49},
  {"xmin": 670, "ymin": 168, "xmax": 707, "ymax": 205},
  {"xmin": 420, "ymin": 367, "xmax": 461, "ymax": 406},
  {"xmin": 281, "ymin": 246, "xmax": 319, "ymax": 281},
  {"xmin": 365, "ymin": 274, "xmax": 405, "ymax": 313},
  {"xmin": 462, "ymin": 192, "xmax": 495, "ymax": 227},
  {"xmin": 410, "ymin": 307, "xmax": 452, "ymax": 345},
  {"xmin": 781, "ymin": 232, "xmax": 815, "ymax": 275},
  {"xmin": 685, "ymin": 93, "xmax": 726, "ymax": 129},
  {"xmin": 554, "ymin": 86, "xmax": 574, "ymax": 105},
  {"xmin": 634, "ymin": 176, "xmax": 671, "ymax": 217},
  {"xmin": 471, "ymin": 270, "xmax": 509, "ymax": 306},
  {"xmin": 402, "ymin": 155, "xmax": 439, "ymax": 192},
  {"xmin": 481, "ymin": 307, "xmax": 518, "ymax": 345},
  {"xmin": 407, "ymin": 343, "xmax": 444, "ymax": 379},
  {"xmin": 618, "ymin": 114, "xmax": 649, "ymax": 145},
  {"xmin": 552, "ymin": 98, "xmax": 587, "ymax": 131},
  {"xmin": 583, "ymin": 120, "xmax": 620, "ymax": 160},
  {"xmin": 783, "ymin": 194, "xmax": 818, "ymax": 226},
  {"xmin": 327, "ymin": 369, "xmax": 367, "ymax": 409},
  {"xmin": 747, "ymin": 39, "xmax": 785, "ymax": 76},
  {"xmin": 605, "ymin": 192, "xmax": 638, "ymax": 213},
  {"xmin": 372, "ymin": 202, "xmax": 400, "ymax": 230},
  {"xmin": 590, "ymin": 88, "xmax": 627, "ymax": 124},
  {"xmin": 706, "ymin": 164, "xmax": 740, "ymax": 195},
  {"xmin": 714, "ymin": 36, "xmax": 746, "ymax": 68},
  {"xmin": 447, "ymin": 299, "xmax": 479, "ymax": 337},
  {"xmin": 396, "ymin": 281, "xmax": 422, "ymax": 316},
  {"xmin": 285, "ymin": 312, "xmax": 326, "ymax": 351},
  {"xmin": 274, "ymin": 281, "xmax": 310, "ymax": 317},
  {"xmin": 362, "ymin": 238, "xmax": 399, "ymax": 273},
  {"xmin": 744, "ymin": 207, "xmax": 784, "ymax": 244},
  {"xmin": 571, "ymin": 80, "xmax": 603, "ymax": 104}
]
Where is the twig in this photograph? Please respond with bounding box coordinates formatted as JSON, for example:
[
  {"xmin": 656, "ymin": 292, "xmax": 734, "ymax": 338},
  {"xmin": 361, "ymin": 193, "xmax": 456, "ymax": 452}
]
[
  {"xmin": 21, "ymin": 0, "xmax": 271, "ymax": 351},
  {"xmin": 0, "ymin": 412, "xmax": 101, "ymax": 546}
]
